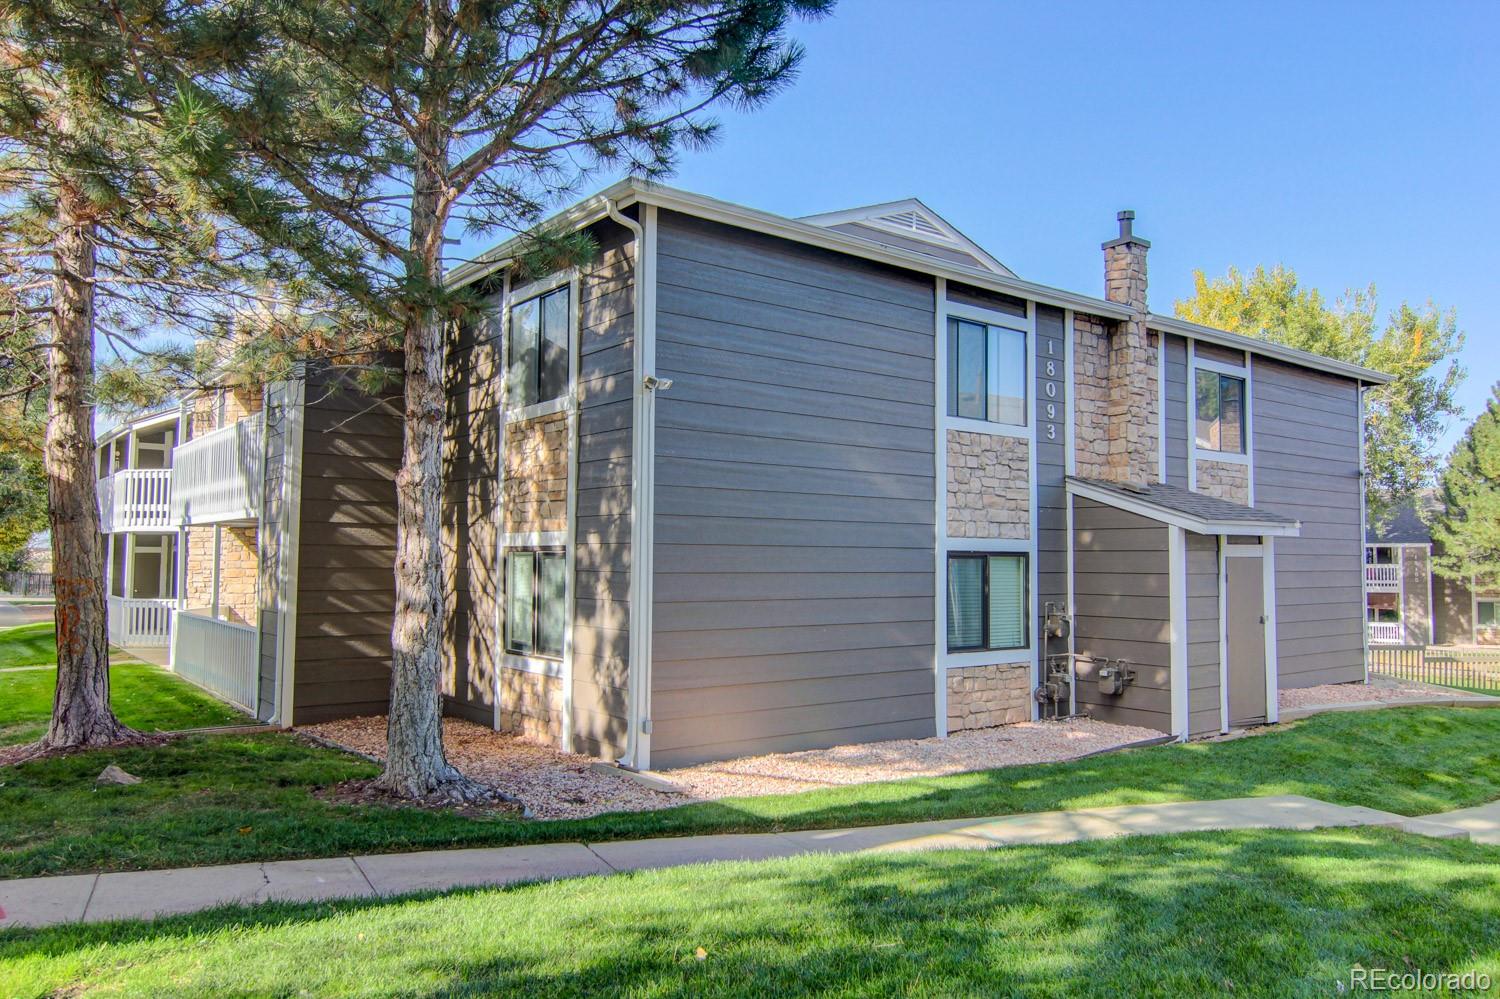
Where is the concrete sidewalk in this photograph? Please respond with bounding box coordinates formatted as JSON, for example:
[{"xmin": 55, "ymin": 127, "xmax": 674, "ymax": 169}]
[
  {"xmin": 1279, "ymin": 694, "xmax": 1500, "ymax": 722},
  {"xmin": 0, "ymin": 794, "xmax": 1474, "ymax": 930}
]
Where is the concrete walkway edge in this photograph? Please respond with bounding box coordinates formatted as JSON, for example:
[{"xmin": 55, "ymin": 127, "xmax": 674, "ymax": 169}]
[{"xmin": 3, "ymin": 793, "xmax": 1494, "ymax": 930}]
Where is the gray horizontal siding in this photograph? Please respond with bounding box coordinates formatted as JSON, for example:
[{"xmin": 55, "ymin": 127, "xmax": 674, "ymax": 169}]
[
  {"xmin": 573, "ymin": 221, "xmax": 635, "ymax": 760},
  {"xmin": 649, "ymin": 211, "xmax": 936, "ymax": 767},
  {"xmin": 1250, "ymin": 357, "xmax": 1364, "ymax": 687},
  {"xmin": 1185, "ymin": 532, "xmax": 1221, "ymax": 736},
  {"xmin": 292, "ymin": 366, "xmax": 402, "ymax": 725},
  {"xmin": 1072, "ymin": 498, "xmax": 1172, "ymax": 734},
  {"xmin": 1163, "ymin": 334, "xmax": 1189, "ymax": 488}
]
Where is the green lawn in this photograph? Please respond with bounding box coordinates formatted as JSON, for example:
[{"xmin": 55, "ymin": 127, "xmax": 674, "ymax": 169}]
[
  {"xmin": 3, "ymin": 706, "xmax": 1499, "ymax": 880},
  {"xmin": 0, "ymin": 623, "xmax": 58, "ymax": 670},
  {"xmin": 0, "ymin": 624, "xmax": 246, "ymax": 745},
  {"xmin": 3, "ymin": 828, "xmax": 1497, "ymax": 997}
]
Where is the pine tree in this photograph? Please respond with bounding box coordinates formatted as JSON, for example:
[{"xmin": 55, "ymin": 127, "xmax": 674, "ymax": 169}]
[
  {"xmin": 65, "ymin": 0, "xmax": 832, "ymax": 796},
  {"xmin": 1430, "ymin": 385, "xmax": 1500, "ymax": 588},
  {"xmin": 1, "ymin": 7, "xmax": 335, "ymax": 748}
]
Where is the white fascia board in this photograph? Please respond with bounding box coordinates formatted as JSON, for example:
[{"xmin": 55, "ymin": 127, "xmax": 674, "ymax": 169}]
[
  {"xmin": 1147, "ymin": 314, "xmax": 1393, "ymax": 386},
  {"xmin": 447, "ymin": 178, "xmax": 1134, "ymax": 322},
  {"xmin": 1064, "ymin": 479, "xmax": 1301, "ymax": 538}
]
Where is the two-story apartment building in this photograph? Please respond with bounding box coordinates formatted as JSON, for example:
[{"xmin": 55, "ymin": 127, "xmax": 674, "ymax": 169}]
[
  {"xmin": 437, "ymin": 179, "xmax": 1392, "ymax": 769},
  {"xmin": 97, "ymin": 179, "xmax": 1392, "ymax": 770},
  {"xmin": 1365, "ymin": 499, "xmax": 1500, "ymax": 646}
]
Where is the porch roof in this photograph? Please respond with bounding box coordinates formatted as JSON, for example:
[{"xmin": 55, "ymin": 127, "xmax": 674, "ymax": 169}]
[{"xmin": 1066, "ymin": 477, "xmax": 1301, "ymax": 537}]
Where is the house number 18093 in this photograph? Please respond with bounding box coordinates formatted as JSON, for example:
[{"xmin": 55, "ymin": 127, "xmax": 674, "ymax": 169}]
[{"xmin": 1040, "ymin": 338, "xmax": 1061, "ymax": 442}]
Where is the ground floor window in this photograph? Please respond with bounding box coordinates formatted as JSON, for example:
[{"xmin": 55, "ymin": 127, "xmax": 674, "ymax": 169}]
[
  {"xmin": 946, "ymin": 552, "xmax": 1028, "ymax": 652},
  {"xmin": 504, "ymin": 549, "xmax": 565, "ymax": 659},
  {"xmin": 1480, "ymin": 600, "xmax": 1498, "ymax": 628}
]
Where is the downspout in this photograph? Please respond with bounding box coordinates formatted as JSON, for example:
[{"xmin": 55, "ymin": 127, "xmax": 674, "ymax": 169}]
[{"xmin": 605, "ymin": 198, "xmax": 651, "ymax": 770}]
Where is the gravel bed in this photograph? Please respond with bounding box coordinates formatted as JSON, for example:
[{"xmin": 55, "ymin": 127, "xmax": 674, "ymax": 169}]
[
  {"xmin": 302, "ymin": 715, "xmax": 1166, "ymax": 820},
  {"xmin": 661, "ymin": 717, "xmax": 1165, "ymax": 799},
  {"xmin": 300, "ymin": 717, "xmax": 682, "ymax": 820},
  {"xmin": 1277, "ymin": 677, "xmax": 1476, "ymax": 709}
]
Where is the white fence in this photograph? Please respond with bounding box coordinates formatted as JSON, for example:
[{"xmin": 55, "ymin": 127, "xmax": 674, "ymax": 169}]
[
  {"xmin": 1367, "ymin": 621, "xmax": 1405, "ymax": 645},
  {"xmin": 170, "ymin": 610, "xmax": 259, "ymax": 712},
  {"xmin": 1365, "ymin": 564, "xmax": 1400, "ymax": 590},
  {"xmin": 106, "ymin": 595, "xmax": 174, "ymax": 647},
  {"xmin": 170, "ymin": 414, "xmax": 264, "ymax": 525},
  {"xmin": 97, "ymin": 469, "xmax": 173, "ymax": 532}
]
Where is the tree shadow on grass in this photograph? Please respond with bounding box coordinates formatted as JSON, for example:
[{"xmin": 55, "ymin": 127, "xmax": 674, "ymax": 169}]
[{"xmin": 2, "ymin": 828, "xmax": 1497, "ymax": 997}]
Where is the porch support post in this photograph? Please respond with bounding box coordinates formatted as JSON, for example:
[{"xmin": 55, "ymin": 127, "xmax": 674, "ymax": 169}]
[
  {"xmin": 1263, "ymin": 538, "xmax": 1280, "ymax": 723},
  {"xmin": 1168, "ymin": 525, "xmax": 1189, "ymax": 741},
  {"xmin": 211, "ymin": 524, "xmax": 221, "ymax": 620}
]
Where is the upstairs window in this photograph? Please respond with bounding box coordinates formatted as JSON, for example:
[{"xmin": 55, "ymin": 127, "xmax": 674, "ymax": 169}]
[
  {"xmin": 1195, "ymin": 370, "xmax": 1246, "ymax": 453},
  {"xmin": 509, "ymin": 285, "xmax": 570, "ymax": 409},
  {"xmin": 946, "ymin": 552, "xmax": 1029, "ymax": 652},
  {"xmin": 948, "ymin": 318, "xmax": 1027, "ymax": 426},
  {"xmin": 1479, "ymin": 600, "xmax": 1497, "ymax": 628},
  {"xmin": 504, "ymin": 549, "xmax": 566, "ymax": 659}
]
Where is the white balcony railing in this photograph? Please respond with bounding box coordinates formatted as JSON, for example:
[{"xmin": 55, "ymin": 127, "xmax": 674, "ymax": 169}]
[
  {"xmin": 1367, "ymin": 621, "xmax": 1405, "ymax": 645},
  {"xmin": 1365, "ymin": 564, "xmax": 1401, "ymax": 591},
  {"xmin": 169, "ymin": 414, "xmax": 264, "ymax": 525},
  {"xmin": 97, "ymin": 469, "xmax": 173, "ymax": 533},
  {"xmin": 107, "ymin": 595, "xmax": 174, "ymax": 647},
  {"xmin": 170, "ymin": 610, "xmax": 258, "ymax": 712}
]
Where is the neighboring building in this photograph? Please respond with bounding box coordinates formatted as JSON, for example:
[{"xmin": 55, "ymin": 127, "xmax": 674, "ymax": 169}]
[
  {"xmin": 438, "ymin": 179, "xmax": 1392, "ymax": 768},
  {"xmin": 95, "ymin": 364, "xmax": 402, "ymax": 721},
  {"xmin": 1365, "ymin": 500, "xmax": 1500, "ymax": 646}
]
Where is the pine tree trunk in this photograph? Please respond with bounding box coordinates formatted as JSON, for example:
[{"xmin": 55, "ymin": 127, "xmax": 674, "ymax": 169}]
[
  {"xmin": 42, "ymin": 182, "xmax": 131, "ymax": 749},
  {"xmin": 375, "ymin": 86, "xmax": 467, "ymax": 797}
]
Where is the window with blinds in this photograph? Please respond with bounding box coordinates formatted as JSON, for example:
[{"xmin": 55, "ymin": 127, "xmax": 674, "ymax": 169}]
[
  {"xmin": 946, "ymin": 552, "xmax": 1029, "ymax": 652},
  {"xmin": 504, "ymin": 548, "xmax": 566, "ymax": 659}
]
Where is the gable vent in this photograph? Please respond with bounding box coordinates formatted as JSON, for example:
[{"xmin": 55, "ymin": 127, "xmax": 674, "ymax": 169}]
[{"xmin": 876, "ymin": 209, "xmax": 945, "ymax": 238}]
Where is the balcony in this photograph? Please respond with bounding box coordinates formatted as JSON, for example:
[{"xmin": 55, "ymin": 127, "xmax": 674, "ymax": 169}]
[
  {"xmin": 97, "ymin": 469, "xmax": 173, "ymax": 533},
  {"xmin": 1365, "ymin": 564, "xmax": 1400, "ymax": 591},
  {"xmin": 107, "ymin": 595, "xmax": 174, "ymax": 647},
  {"xmin": 1367, "ymin": 621, "xmax": 1405, "ymax": 645},
  {"xmin": 170, "ymin": 610, "xmax": 259, "ymax": 712},
  {"xmin": 170, "ymin": 413, "xmax": 264, "ymax": 526}
]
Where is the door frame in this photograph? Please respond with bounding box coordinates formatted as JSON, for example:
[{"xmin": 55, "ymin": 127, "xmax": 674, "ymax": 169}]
[{"xmin": 1220, "ymin": 541, "xmax": 1279, "ymax": 731}]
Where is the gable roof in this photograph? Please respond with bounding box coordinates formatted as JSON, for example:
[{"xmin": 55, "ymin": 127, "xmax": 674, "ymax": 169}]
[
  {"xmin": 1367, "ymin": 499, "xmax": 1434, "ymax": 545},
  {"xmin": 1067, "ymin": 476, "xmax": 1301, "ymax": 537},
  {"xmin": 445, "ymin": 177, "xmax": 1392, "ymax": 387},
  {"xmin": 799, "ymin": 199, "xmax": 1014, "ymax": 277}
]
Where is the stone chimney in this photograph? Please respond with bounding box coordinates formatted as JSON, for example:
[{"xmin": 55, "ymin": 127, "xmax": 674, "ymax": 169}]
[{"xmin": 1100, "ymin": 211, "xmax": 1158, "ymax": 484}]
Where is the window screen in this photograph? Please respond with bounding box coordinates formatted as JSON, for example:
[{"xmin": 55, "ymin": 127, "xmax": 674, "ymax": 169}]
[
  {"xmin": 948, "ymin": 318, "xmax": 1027, "ymax": 426},
  {"xmin": 504, "ymin": 549, "xmax": 565, "ymax": 659},
  {"xmin": 509, "ymin": 285, "xmax": 570, "ymax": 408},
  {"xmin": 1195, "ymin": 370, "xmax": 1247, "ymax": 453}
]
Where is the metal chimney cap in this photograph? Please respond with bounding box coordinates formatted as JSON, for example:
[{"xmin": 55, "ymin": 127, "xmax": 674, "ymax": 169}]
[{"xmin": 1102, "ymin": 209, "xmax": 1150, "ymax": 250}]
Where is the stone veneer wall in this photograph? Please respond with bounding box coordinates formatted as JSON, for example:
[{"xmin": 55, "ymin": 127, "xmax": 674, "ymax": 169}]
[
  {"xmin": 1194, "ymin": 458, "xmax": 1250, "ymax": 505},
  {"xmin": 503, "ymin": 411, "xmax": 569, "ymax": 534},
  {"xmin": 1072, "ymin": 314, "xmax": 1159, "ymax": 483},
  {"xmin": 1073, "ymin": 313, "xmax": 1112, "ymax": 480},
  {"xmin": 191, "ymin": 385, "xmax": 263, "ymax": 437},
  {"xmin": 183, "ymin": 524, "xmax": 259, "ymax": 625},
  {"xmin": 500, "ymin": 667, "xmax": 566, "ymax": 743},
  {"xmin": 947, "ymin": 430, "xmax": 1029, "ymax": 539},
  {"xmin": 946, "ymin": 663, "xmax": 1032, "ymax": 732}
]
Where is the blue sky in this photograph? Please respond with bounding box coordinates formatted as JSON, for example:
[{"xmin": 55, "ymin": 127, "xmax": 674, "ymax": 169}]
[{"xmin": 559, "ymin": 0, "xmax": 1497, "ymax": 454}]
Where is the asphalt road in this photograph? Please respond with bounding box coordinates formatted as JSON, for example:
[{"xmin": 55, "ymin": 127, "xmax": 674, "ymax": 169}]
[{"xmin": 0, "ymin": 599, "xmax": 54, "ymax": 629}]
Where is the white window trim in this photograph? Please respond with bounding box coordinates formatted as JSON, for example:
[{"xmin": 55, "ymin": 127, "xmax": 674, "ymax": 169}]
[
  {"xmin": 1188, "ymin": 343, "xmax": 1255, "ymax": 478},
  {"xmin": 502, "ymin": 269, "xmax": 580, "ymax": 424},
  {"xmin": 943, "ymin": 303, "xmax": 1034, "ymax": 436},
  {"xmin": 495, "ymin": 266, "xmax": 581, "ymax": 749}
]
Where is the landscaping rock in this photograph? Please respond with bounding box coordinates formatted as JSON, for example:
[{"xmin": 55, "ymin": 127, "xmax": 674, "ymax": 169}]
[{"xmin": 96, "ymin": 765, "xmax": 141, "ymax": 786}]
